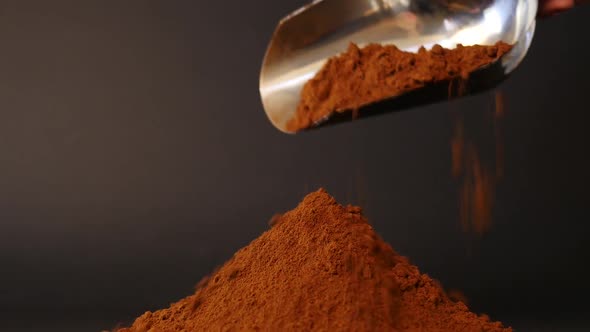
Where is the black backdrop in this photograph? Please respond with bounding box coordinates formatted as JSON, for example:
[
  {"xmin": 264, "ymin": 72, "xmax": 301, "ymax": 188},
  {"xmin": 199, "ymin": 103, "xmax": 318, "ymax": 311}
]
[{"xmin": 1, "ymin": 1, "xmax": 589, "ymax": 331}]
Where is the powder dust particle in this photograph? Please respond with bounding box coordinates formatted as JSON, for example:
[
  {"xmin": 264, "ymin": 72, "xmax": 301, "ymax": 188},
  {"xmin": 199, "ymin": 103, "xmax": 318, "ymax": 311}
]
[
  {"xmin": 117, "ymin": 189, "xmax": 511, "ymax": 332},
  {"xmin": 287, "ymin": 41, "xmax": 512, "ymax": 132}
]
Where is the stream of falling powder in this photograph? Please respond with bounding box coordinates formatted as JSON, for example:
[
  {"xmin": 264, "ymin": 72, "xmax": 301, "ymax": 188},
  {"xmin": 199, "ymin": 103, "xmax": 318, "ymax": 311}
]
[{"xmin": 451, "ymin": 91, "xmax": 505, "ymax": 235}]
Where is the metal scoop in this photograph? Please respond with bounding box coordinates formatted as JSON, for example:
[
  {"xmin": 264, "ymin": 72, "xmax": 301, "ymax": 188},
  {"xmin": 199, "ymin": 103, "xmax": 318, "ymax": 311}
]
[{"xmin": 259, "ymin": 0, "xmax": 537, "ymax": 133}]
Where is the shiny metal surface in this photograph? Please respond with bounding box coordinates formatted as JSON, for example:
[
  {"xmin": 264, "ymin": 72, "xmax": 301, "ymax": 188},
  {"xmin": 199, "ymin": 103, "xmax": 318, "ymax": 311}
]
[{"xmin": 259, "ymin": 0, "xmax": 537, "ymax": 133}]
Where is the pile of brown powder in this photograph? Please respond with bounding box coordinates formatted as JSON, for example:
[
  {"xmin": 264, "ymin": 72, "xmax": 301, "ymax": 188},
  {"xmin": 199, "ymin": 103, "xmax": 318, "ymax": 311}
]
[
  {"xmin": 287, "ymin": 41, "xmax": 512, "ymax": 132},
  {"xmin": 118, "ymin": 189, "xmax": 511, "ymax": 332}
]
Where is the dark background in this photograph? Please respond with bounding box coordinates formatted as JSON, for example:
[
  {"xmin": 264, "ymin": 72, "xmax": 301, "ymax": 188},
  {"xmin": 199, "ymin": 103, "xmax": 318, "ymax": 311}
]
[{"xmin": 1, "ymin": 1, "xmax": 589, "ymax": 331}]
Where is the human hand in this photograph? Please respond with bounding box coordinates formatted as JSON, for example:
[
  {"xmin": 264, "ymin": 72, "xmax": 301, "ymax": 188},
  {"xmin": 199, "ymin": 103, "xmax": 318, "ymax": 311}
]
[{"xmin": 538, "ymin": 0, "xmax": 579, "ymax": 17}]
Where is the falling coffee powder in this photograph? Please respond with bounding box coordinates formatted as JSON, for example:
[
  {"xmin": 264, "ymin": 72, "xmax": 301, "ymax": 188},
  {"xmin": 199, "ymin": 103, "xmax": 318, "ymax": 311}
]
[
  {"xmin": 118, "ymin": 189, "xmax": 511, "ymax": 331},
  {"xmin": 450, "ymin": 91, "xmax": 506, "ymax": 235},
  {"xmin": 287, "ymin": 41, "xmax": 512, "ymax": 132}
]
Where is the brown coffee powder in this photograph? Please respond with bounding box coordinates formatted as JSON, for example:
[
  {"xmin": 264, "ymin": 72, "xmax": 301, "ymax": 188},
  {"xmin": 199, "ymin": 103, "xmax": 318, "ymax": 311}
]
[
  {"xmin": 118, "ymin": 189, "xmax": 511, "ymax": 332},
  {"xmin": 451, "ymin": 91, "xmax": 506, "ymax": 235},
  {"xmin": 287, "ymin": 41, "xmax": 512, "ymax": 132}
]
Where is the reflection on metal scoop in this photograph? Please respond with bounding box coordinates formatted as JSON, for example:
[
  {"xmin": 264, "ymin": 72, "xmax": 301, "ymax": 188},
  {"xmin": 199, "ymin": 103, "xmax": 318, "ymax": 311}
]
[{"xmin": 259, "ymin": 0, "xmax": 537, "ymax": 133}]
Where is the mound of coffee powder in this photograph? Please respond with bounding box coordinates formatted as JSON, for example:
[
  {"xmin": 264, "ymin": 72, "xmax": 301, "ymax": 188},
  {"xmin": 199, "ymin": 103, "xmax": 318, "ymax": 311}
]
[
  {"xmin": 287, "ymin": 41, "xmax": 512, "ymax": 132},
  {"xmin": 118, "ymin": 189, "xmax": 511, "ymax": 331}
]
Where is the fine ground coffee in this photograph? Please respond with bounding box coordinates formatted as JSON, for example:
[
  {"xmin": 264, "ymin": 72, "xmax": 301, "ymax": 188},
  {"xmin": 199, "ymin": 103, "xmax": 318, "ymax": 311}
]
[
  {"xmin": 287, "ymin": 42, "xmax": 512, "ymax": 132},
  {"xmin": 118, "ymin": 189, "xmax": 511, "ymax": 332}
]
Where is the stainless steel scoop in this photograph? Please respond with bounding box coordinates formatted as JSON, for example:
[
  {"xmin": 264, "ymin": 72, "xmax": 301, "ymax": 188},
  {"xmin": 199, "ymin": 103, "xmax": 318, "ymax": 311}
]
[{"xmin": 259, "ymin": 0, "xmax": 537, "ymax": 133}]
